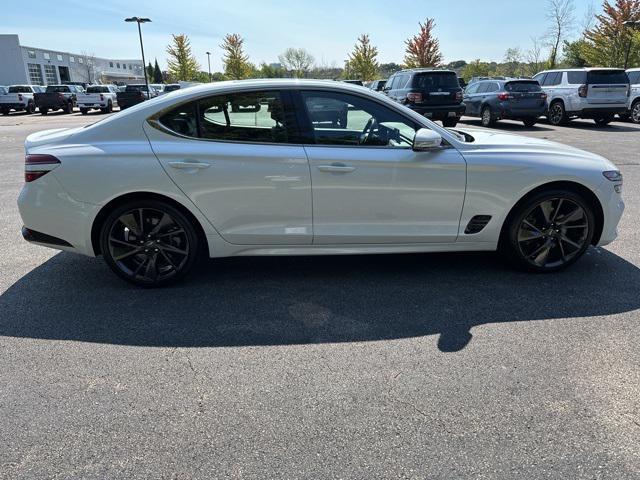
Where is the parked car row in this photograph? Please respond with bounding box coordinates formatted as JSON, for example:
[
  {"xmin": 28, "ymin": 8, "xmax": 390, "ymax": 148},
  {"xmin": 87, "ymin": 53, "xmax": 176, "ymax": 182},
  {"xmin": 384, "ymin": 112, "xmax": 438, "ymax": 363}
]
[
  {"xmin": 0, "ymin": 83, "xmax": 182, "ymax": 116},
  {"xmin": 362, "ymin": 67, "xmax": 640, "ymax": 128}
]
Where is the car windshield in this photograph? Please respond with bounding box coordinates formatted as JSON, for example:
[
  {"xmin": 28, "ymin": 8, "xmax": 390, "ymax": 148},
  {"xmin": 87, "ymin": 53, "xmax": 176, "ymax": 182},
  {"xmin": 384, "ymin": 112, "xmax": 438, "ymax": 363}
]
[
  {"xmin": 45, "ymin": 86, "xmax": 70, "ymax": 93},
  {"xmin": 588, "ymin": 70, "xmax": 629, "ymax": 84},
  {"xmin": 412, "ymin": 72, "xmax": 459, "ymax": 89},
  {"xmin": 505, "ymin": 81, "xmax": 542, "ymax": 92}
]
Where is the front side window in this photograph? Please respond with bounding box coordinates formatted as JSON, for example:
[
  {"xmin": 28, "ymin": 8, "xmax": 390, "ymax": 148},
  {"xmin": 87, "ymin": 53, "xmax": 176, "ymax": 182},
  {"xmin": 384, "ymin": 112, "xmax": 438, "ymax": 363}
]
[
  {"xmin": 465, "ymin": 83, "xmax": 480, "ymax": 95},
  {"xmin": 300, "ymin": 90, "xmax": 419, "ymax": 148},
  {"xmin": 159, "ymin": 90, "xmax": 293, "ymax": 144}
]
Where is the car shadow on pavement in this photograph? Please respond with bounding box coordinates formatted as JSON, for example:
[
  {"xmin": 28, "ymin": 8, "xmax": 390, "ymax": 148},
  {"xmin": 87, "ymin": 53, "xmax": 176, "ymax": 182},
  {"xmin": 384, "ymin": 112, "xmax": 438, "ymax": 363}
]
[
  {"xmin": 460, "ymin": 118, "xmax": 555, "ymax": 132},
  {"xmin": 1, "ymin": 248, "xmax": 639, "ymax": 352}
]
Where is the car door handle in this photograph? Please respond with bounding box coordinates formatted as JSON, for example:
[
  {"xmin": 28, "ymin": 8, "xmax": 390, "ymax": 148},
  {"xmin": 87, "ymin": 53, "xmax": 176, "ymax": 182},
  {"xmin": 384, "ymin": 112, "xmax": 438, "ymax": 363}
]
[
  {"xmin": 317, "ymin": 163, "xmax": 356, "ymax": 173},
  {"xmin": 168, "ymin": 160, "xmax": 211, "ymax": 170}
]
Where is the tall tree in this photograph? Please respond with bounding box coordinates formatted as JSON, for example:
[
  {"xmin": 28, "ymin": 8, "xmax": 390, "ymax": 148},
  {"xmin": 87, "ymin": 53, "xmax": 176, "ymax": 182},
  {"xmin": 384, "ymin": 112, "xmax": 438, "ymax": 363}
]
[
  {"xmin": 278, "ymin": 48, "xmax": 315, "ymax": 77},
  {"xmin": 220, "ymin": 33, "xmax": 253, "ymax": 80},
  {"xmin": 404, "ymin": 18, "xmax": 443, "ymax": 68},
  {"xmin": 146, "ymin": 62, "xmax": 154, "ymax": 80},
  {"xmin": 166, "ymin": 34, "xmax": 200, "ymax": 81},
  {"xmin": 501, "ymin": 47, "xmax": 524, "ymax": 76},
  {"xmin": 545, "ymin": 0, "xmax": 576, "ymax": 69},
  {"xmin": 153, "ymin": 59, "xmax": 163, "ymax": 83},
  {"xmin": 461, "ymin": 59, "xmax": 491, "ymax": 81},
  {"xmin": 583, "ymin": 0, "xmax": 640, "ymax": 68},
  {"xmin": 526, "ymin": 37, "xmax": 546, "ymax": 75},
  {"xmin": 562, "ymin": 39, "xmax": 591, "ymax": 67},
  {"xmin": 345, "ymin": 34, "xmax": 379, "ymax": 81}
]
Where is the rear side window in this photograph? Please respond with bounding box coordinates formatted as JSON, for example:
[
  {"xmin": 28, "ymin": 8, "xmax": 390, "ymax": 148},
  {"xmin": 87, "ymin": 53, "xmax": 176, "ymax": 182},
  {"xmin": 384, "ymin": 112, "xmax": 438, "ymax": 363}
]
[
  {"xmin": 412, "ymin": 72, "xmax": 459, "ymax": 89},
  {"xmin": 159, "ymin": 91, "xmax": 294, "ymax": 144},
  {"xmin": 542, "ymin": 72, "xmax": 562, "ymax": 86},
  {"xmin": 505, "ymin": 81, "xmax": 542, "ymax": 92},
  {"xmin": 588, "ymin": 70, "xmax": 629, "ymax": 84},
  {"xmin": 629, "ymin": 71, "xmax": 640, "ymax": 84},
  {"xmin": 567, "ymin": 72, "xmax": 587, "ymax": 84}
]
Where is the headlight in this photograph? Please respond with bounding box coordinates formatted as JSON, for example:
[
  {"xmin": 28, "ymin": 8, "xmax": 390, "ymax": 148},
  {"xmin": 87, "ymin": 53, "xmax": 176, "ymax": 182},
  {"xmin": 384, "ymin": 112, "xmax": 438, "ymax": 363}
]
[{"xmin": 603, "ymin": 171, "xmax": 623, "ymax": 182}]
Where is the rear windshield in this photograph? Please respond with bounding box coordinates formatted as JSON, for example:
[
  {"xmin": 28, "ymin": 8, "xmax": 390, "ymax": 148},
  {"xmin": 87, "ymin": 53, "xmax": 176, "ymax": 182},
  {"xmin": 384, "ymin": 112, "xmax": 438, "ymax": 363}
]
[
  {"xmin": 588, "ymin": 70, "xmax": 629, "ymax": 84},
  {"xmin": 164, "ymin": 85, "xmax": 180, "ymax": 92},
  {"xmin": 505, "ymin": 81, "xmax": 542, "ymax": 92},
  {"xmin": 87, "ymin": 86, "xmax": 109, "ymax": 93},
  {"xmin": 125, "ymin": 85, "xmax": 147, "ymax": 92},
  {"xmin": 412, "ymin": 72, "xmax": 459, "ymax": 89},
  {"xmin": 9, "ymin": 86, "xmax": 31, "ymax": 93},
  {"xmin": 45, "ymin": 86, "xmax": 70, "ymax": 93}
]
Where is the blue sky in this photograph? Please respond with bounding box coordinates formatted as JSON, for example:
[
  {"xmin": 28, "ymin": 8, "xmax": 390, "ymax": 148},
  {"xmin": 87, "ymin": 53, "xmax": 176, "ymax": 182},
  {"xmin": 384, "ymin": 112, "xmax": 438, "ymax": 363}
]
[{"xmin": 2, "ymin": 0, "xmax": 598, "ymax": 71}]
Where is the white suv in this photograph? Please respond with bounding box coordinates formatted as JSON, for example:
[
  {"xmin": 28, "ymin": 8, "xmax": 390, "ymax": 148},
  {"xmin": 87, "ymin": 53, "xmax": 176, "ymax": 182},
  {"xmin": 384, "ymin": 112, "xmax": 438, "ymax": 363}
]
[
  {"xmin": 533, "ymin": 68, "xmax": 630, "ymax": 126},
  {"xmin": 623, "ymin": 68, "xmax": 640, "ymax": 124}
]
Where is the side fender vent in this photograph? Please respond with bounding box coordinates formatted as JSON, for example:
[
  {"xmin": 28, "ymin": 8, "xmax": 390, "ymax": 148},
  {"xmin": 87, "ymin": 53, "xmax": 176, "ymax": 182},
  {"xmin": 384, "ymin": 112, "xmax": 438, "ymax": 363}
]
[{"xmin": 465, "ymin": 215, "xmax": 492, "ymax": 234}]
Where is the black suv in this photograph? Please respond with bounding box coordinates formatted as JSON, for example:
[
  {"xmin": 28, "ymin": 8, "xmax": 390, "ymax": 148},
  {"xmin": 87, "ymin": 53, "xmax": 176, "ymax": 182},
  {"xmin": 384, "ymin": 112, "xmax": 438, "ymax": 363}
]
[
  {"xmin": 463, "ymin": 79, "xmax": 547, "ymax": 128},
  {"xmin": 383, "ymin": 69, "xmax": 465, "ymax": 127}
]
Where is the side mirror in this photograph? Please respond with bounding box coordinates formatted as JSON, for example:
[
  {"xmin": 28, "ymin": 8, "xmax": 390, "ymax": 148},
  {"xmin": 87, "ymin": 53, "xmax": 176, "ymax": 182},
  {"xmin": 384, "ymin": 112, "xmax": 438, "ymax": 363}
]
[{"xmin": 413, "ymin": 128, "xmax": 443, "ymax": 151}]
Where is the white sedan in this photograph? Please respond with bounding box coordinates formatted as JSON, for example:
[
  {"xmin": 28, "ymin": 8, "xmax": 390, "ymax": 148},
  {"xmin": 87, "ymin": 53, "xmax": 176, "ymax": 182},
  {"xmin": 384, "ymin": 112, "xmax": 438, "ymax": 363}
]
[{"xmin": 18, "ymin": 79, "xmax": 624, "ymax": 286}]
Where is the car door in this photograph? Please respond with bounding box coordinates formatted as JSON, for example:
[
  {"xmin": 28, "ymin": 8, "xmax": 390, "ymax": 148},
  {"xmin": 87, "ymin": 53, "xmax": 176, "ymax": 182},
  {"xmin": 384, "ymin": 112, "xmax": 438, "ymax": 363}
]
[
  {"xmin": 463, "ymin": 82, "xmax": 482, "ymax": 115},
  {"xmin": 296, "ymin": 89, "xmax": 467, "ymax": 244},
  {"xmin": 145, "ymin": 89, "xmax": 313, "ymax": 245}
]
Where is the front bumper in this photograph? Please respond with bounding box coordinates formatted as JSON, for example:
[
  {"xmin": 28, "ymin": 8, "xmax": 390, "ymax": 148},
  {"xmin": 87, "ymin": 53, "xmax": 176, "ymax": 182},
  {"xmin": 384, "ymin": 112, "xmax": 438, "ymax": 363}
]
[{"xmin": 596, "ymin": 183, "xmax": 625, "ymax": 247}]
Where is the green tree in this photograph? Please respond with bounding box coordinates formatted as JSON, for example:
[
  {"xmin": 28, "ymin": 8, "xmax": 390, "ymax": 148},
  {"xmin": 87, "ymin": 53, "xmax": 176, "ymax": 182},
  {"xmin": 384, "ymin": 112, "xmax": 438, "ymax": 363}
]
[
  {"xmin": 461, "ymin": 59, "xmax": 492, "ymax": 81},
  {"xmin": 146, "ymin": 62, "xmax": 154, "ymax": 80},
  {"xmin": 257, "ymin": 62, "xmax": 287, "ymax": 78},
  {"xmin": 404, "ymin": 18, "xmax": 443, "ymax": 68},
  {"xmin": 278, "ymin": 48, "xmax": 315, "ymax": 78},
  {"xmin": 344, "ymin": 34, "xmax": 379, "ymax": 81},
  {"xmin": 378, "ymin": 62, "xmax": 403, "ymax": 78},
  {"xmin": 500, "ymin": 47, "xmax": 524, "ymax": 76},
  {"xmin": 221, "ymin": 33, "xmax": 253, "ymax": 80},
  {"xmin": 583, "ymin": 0, "xmax": 640, "ymax": 68},
  {"xmin": 562, "ymin": 39, "xmax": 591, "ymax": 67},
  {"xmin": 153, "ymin": 59, "xmax": 163, "ymax": 83},
  {"xmin": 166, "ymin": 34, "xmax": 200, "ymax": 81}
]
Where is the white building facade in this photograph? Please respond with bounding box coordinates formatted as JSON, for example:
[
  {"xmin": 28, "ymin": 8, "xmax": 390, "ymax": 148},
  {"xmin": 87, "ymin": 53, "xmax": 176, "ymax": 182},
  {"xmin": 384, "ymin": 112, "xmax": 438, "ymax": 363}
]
[{"xmin": 0, "ymin": 34, "xmax": 145, "ymax": 86}]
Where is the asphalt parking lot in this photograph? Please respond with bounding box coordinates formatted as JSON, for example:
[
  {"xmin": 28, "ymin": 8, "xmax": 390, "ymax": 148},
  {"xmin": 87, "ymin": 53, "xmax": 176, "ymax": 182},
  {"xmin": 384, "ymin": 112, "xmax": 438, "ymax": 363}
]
[{"xmin": 1, "ymin": 110, "xmax": 639, "ymax": 479}]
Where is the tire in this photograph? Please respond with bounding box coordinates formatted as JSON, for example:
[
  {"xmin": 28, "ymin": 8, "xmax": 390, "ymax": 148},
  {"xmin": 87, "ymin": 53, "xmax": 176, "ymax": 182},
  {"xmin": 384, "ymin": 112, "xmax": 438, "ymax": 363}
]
[
  {"xmin": 80, "ymin": 108, "xmax": 89, "ymax": 115},
  {"xmin": 107, "ymin": 100, "xmax": 113, "ymax": 113},
  {"xmin": 547, "ymin": 101, "xmax": 568, "ymax": 126},
  {"xmin": 26, "ymin": 102, "xmax": 35, "ymax": 114},
  {"xmin": 630, "ymin": 100, "xmax": 640, "ymax": 124},
  {"xmin": 522, "ymin": 118, "xmax": 537, "ymax": 127},
  {"xmin": 1, "ymin": 108, "xmax": 8, "ymax": 116},
  {"xmin": 39, "ymin": 108, "xmax": 48, "ymax": 115},
  {"xmin": 66, "ymin": 102, "xmax": 74, "ymax": 114},
  {"xmin": 480, "ymin": 106, "xmax": 495, "ymax": 127},
  {"xmin": 594, "ymin": 115, "xmax": 613, "ymax": 126},
  {"xmin": 500, "ymin": 189, "xmax": 595, "ymax": 272},
  {"xmin": 99, "ymin": 200, "xmax": 200, "ymax": 287},
  {"xmin": 442, "ymin": 118, "xmax": 459, "ymax": 128}
]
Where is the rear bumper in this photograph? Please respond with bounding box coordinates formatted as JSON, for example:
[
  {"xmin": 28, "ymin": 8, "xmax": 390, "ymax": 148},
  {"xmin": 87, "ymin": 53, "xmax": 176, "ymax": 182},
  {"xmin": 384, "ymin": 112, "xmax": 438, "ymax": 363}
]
[
  {"xmin": 22, "ymin": 226, "xmax": 73, "ymax": 248},
  {"xmin": 0, "ymin": 103, "xmax": 27, "ymax": 110},
  {"xmin": 569, "ymin": 106, "xmax": 629, "ymax": 118},
  {"xmin": 78, "ymin": 103, "xmax": 107, "ymax": 108},
  {"xmin": 498, "ymin": 105, "xmax": 546, "ymax": 119},
  {"xmin": 406, "ymin": 103, "xmax": 466, "ymax": 119}
]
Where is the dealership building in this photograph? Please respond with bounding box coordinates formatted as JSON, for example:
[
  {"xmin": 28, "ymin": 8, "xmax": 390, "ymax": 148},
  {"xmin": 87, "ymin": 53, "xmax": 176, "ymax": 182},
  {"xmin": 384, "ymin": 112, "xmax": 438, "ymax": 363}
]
[{"xmin": 0, "ymin": 34, "xmax": 145, "ymax": 86}]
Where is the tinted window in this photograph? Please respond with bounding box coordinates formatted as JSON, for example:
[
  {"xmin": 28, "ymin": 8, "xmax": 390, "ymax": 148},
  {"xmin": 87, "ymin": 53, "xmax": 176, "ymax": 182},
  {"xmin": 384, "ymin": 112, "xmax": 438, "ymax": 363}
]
[
  {"xmin": 542, "ymin": 72, "xmax": 562, "ymax": 86},
  {"xmin": 87, "ymin": 86, "xmax": 109, "ymax": 93},
  {"xmin": 533, "ymin": 73, "xmax": 547, "ymax": 84},
  {"xmin": 9, "ymin": 86, "xmax": 31, "ymax": 93},
  {"xmin": 164, "ymin": 85, "xmax": 181, "ymax": 92},
  {"xmin": 587, "ymin": 70, "xmax": 629, "ymax": 84},
  {"xmin": 301, "ymin": 90, "xmax": 419, "ymax": 147},
  {"xmin": 199, "ymin": 91, "xmax": 291, "ymax": 143},
  {"xmin": 45, "ymin": 86, "xmax": 71, "ymax": 93},
  {"xmin": 567, "ymin": 71, "xmax": 587, "ymax": 84},
  {"xmin": 628, "ymin": 72, "xmax": 640, "ymax": 84},
  {"xmin": 477, "ymin": 83, "xmax": 490, "ymax": 93},
  {"xmin": 505, "ymin": 81, "xmax": 542, "ymax": 92},
  {"xmin": 125, "ymin": 85, "xmax": 147, "ymax": 92},
  {"xmin": 486, "ymin": 82, "xmax": 499, "ymax": 93},
  {"xmin": 465, "ymin": 83, "xmax": 480, "ymax": 94},
  {"xmin": 159, "ymin": 102, "xmax": 198, "ymax": 137},
  {"xmin": 411, "ymin": 72, "xmax": 459, "ymax": 89}
]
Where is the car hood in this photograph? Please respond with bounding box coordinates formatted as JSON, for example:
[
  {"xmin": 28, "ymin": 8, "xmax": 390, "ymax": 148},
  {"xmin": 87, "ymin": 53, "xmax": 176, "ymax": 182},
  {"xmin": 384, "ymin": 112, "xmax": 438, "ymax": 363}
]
[
  {"xmin": 453, "ymin": 128, "xmax": 614, "ymax": 168},
  {"xmin": 25, "ymin": 127, "xmax": 82, "ymax": 151}
]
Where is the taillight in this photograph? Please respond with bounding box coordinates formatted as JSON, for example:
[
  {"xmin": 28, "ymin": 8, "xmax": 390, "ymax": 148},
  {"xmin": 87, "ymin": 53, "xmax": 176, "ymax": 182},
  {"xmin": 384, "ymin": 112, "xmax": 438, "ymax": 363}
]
[
  {"xmin": 578, "ymin": 84, "xmax": 588, "ymax": 98},
  {"xmin": 139, "ymin": 92, "xmax": 145, "ymax": 99},
  {"xmin": 497, "ymin": 92, "xmax": 513, "ymax": 101},
  {"xmin": 455, "ymin": 91, "xmax": 463, "ymax": 102},
  {"xmin": 541, "ymin": 93, "xmax": 548, "ymax": 100},
  {"xmin": 18, "ymin": 94, "xmax": 23, "ymax": 101},
  {"xmin": 100, "ymin": 94, "xmax": 105, "ymax": 101},
  {"xmin": 57, "ymin": 93, "xmax": 63, "ymax": 99},
  {"xmin": 406, "ymin": 92, "xmax": 423, "ymax": 103},
  {"xmin": 25, "ymin": 154, "xmax": 60, "ymax": 182}
]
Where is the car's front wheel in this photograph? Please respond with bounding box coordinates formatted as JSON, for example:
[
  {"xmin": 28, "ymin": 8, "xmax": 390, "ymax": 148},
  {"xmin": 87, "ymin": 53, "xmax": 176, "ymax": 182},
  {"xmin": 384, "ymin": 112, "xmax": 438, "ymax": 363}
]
[
  {"xmin": 501, "ymin": 190, "xmax": 595, "ymax": 272},
  {"xmin": 548, "ymin": 101, "xmax": 568, "ymax": 126},
  {"xmin": 99, "ymin": 200, "xmax": 200, "ymax": 287}
]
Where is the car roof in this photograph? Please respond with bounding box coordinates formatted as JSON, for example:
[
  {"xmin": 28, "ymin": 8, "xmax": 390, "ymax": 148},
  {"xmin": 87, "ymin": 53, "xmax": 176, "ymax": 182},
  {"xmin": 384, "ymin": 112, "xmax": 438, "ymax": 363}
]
[
  {"xmin": 394, "ymin": 68, "xmax": 455, "ymax": 74},
  {"xmin": 627, "ymin": 68, "xmax": 640, "ymax": 72},
  {"xmin": 538, "ymin": 67, "xmax": 626, "ymax": 73}
]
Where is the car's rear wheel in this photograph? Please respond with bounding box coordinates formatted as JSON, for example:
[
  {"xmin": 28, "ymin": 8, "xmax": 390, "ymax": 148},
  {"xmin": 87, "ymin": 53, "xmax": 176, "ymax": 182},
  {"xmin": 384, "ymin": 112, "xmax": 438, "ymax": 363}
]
[
  {"xmin": 1, "ymin": 108, "xmax": 8, "ymax": 116},
  {"xmin": 548, "ymin": 101, "xmax": 568, "ymax": 126},
  {"xmin": 26, "ymin": 101, "xmax": 35, "ymax": 114},
  {"xmin": 442, "ymin": 118, "xmax": 458, "ymax": 128},
  {"xmin": 501, "ymin": 190, "xmax": 594, "ymax": 272},
  {"xmin": 522, "ymin": 118, "xmax": 537, "ymax": 127},
  {"xmin": 481, "ymin": 106, "xmax": 495, "ymax": 127},
  {"xmin": 594, "ymin": 115, "xmax": 613, "ymax": 126},
  {"xmin": 80, "ymin": 108, "xmax": 89, "ymax": 115},
  {"xmin": 39, "ymin": 108, "xmax": 48, "ymax": 115},
  {"xmin": 66, "ymin": 102, "xmax": 74, "ymax": 114},
  {"xmin": 630, "ymin": 100, "xmax": 640, "ymax": 124},
  {"xmin": 100, "ymin": 200, "xmax": 200, "ymax": 287}
]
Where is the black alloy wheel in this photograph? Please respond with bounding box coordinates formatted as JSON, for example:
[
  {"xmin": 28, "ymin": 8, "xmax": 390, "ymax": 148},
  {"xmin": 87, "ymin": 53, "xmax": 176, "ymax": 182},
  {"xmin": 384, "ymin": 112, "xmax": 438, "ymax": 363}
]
[
  {"xmin": 548, "ymin": 101, "xmax": 567, "ymax": 126},
  {"xmin": 503, "ymin": 190, "xmax": 594, "ymax": 272},
  {"xmin": 100, "ymin": 201, "xmax": 199, "ymax": 287}
]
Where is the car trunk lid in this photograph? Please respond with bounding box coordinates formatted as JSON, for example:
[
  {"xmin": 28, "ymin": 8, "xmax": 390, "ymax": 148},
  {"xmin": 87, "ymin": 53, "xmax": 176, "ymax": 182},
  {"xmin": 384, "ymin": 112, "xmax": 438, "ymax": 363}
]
[
  {"xmin": 410, "ymin": 71, "xmax": 462, "ymax": 106},
  {"xmin": 586, "ymin": 69, "xmax": 629, "ymax": 105}
]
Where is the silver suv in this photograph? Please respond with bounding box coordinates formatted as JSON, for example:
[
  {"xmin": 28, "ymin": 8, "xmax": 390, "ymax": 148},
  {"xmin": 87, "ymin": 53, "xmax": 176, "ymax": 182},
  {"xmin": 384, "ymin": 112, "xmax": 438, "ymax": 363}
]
[
  {"xmin": 623, "ymin": 68, "xmax": 640, "ymax": 124},
  {"xmin": 533, "ymin": 68, "xmax": 630, "ymax": 126}
]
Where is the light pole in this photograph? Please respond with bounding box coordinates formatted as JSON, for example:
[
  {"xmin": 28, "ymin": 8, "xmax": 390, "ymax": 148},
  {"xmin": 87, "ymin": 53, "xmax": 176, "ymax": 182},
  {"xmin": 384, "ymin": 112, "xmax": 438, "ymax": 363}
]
[
  {"xmin": 206, "ymin": 51, "xmax": 212, "ymax": 82},
  {"xmin": 623, "ymin": 20, "xmax": 640, "ymax": 70},
  {"xmin": 125, "ymin": 17, "xmax": 152, "ymax": 95}
]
